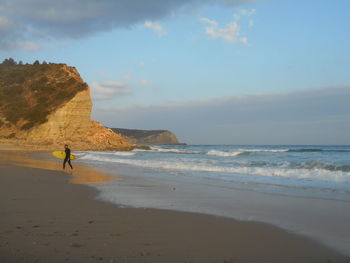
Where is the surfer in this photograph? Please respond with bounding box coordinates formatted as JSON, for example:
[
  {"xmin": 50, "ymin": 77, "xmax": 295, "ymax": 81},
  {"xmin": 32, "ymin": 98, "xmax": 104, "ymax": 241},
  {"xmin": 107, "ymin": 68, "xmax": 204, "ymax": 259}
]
[{"xmin": 63, "ymin": 144, "xmax": 73, "ymax": 170}]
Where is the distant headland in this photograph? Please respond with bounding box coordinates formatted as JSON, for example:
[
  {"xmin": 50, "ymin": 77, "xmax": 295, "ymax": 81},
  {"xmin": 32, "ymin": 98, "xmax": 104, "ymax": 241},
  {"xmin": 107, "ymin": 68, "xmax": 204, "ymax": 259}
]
[{"xmin": 111, "ymin": 128, "xmax": 185, "ymax": 145}]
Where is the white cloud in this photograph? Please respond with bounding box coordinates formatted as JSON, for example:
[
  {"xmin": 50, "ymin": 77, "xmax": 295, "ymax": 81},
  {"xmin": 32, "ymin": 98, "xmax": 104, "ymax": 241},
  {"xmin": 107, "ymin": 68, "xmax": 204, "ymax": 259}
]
[
  {"xmin": 200, "ymin": 17, "xmax": 218, "ymax": 26},
  {"xmin": 240, "ymin": 9, "xmax": 256, "ymax": 17},
  {"xmin": 123, "ymin": 74, "xmax": 132, "ymax": 81},
  {"xmin": 201, "ymin": 8, "xmax": 256, "ymax": 45},
  {"xmin": 0, "ymin": 17, "xmax": 12, "ymax": 31},
  {"xmin": 239, "ymin": 36, "xmax": 248, "ymax": 45},
  {"xmin": 90, "ymin": 81, "xmax": 131, "ymax": 100},
  {"xmin": 248, "ymin": 19, "xmax": 254, "ymax": 28},
  {"xmin": 202, "ymin": 17, "xmax": 242, "ymax": 43},
  {"xmin": 233, "ymin": 14, "xmax": 240, "ymax": 21},
  {"xmin": 139, "ymin": 79, "xmax": 149, "ymax": 85},
  {"xmin": 0, "ymin": 39, "xmax": 41, "ymax": 51},
  {"xmin": 241, "ymin": 9, "xmax": 256, "ymax": 28},
  {"xmin": 143, "ymin": 21, "xmax": 166, "ymax": 36},
  {"xmin": 21, "ymin": 41, "xmax": 40, "ymax": 51}
]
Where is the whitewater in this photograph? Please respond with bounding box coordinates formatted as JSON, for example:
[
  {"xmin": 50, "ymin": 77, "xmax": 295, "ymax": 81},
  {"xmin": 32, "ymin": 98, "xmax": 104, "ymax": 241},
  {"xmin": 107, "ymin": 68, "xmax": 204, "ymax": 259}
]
[{"xmin": 75, "ymin": 145, "xmax": 350, "ymax": 255}]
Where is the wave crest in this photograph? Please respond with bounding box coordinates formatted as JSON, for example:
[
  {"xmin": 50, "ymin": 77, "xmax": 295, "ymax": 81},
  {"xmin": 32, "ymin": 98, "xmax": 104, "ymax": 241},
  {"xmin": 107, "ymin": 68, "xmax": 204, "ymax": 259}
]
[
  {"xmin": 295, "ymin": 161, "xmax": 350, "ymax": 172},
  {"xmin": 150, "ymin": 147, "xmax": 200, "ymax": 154},
  {"xmin": 207, "ymin": 150, "xmax": 243, "ymax": 157},
  {"xmin": 79, "ymin": 153, "xmax": 350, "ymax": 184},
  {"xmin": 207, "ymin": 148, "xmax": 288, "ymax": 157}
]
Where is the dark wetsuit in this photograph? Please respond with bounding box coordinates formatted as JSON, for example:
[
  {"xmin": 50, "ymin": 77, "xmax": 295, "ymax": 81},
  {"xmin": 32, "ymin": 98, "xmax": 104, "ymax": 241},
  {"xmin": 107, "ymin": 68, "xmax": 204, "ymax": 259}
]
[{"xmin": 63, "ymin": 148, "xmax": 73, "ymax": 169}]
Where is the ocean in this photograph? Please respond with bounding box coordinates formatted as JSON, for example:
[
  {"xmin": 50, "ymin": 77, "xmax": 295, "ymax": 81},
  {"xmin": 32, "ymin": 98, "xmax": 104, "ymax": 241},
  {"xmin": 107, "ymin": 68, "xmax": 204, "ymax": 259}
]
[{"xmin": 76, "ymin": 145, "xmax": 350, "ymax": 255}]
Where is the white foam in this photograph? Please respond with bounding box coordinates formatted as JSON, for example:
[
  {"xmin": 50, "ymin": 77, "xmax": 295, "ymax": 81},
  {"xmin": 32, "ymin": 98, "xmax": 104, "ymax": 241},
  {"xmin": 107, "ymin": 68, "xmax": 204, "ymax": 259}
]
[
  {"xmin": 112, "ymin": 151, "xmax": 137, "ymax": 156},
  {"xmin": 150, "ymin": 147, "xmax": 200, "ymax": 154},
  {"xmin": 76, "ymin": 151, "xmax": 136, "ymax": 156},
  {"xmin": 206, "ymin": 149, "xmax": 289, "ymax": 157},
  {"xmin": 79, "ymin": 153, "xmax": 350, "ymax": 184},
  {"xmin": 207, "ymin": 150, "xmax": 243, "ymax": 157}
]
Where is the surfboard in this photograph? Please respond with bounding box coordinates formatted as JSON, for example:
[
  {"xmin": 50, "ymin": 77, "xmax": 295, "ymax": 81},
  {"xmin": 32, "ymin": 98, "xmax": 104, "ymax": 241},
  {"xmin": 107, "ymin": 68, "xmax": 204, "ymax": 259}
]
[{"xmin": 52, "ymin": 151, "xmax": 77, "ymax": 160}]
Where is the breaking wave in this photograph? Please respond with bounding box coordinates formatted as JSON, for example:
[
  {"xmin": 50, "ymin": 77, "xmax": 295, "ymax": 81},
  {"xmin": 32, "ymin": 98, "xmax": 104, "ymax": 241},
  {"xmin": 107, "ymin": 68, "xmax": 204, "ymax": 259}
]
[
  {"xmin": 294, "ymin": 161, "xmax": 350, "ymax": 172},
  {"xmin": 207, "ymin": 150, "xmax": 243, "ymax": 157},
  {"xmin": 206, "ymin": 149, "xmax": 288, "ymax": 157},
  {"xmin": 206, "ymin": 148, "xmax": 350, "ymax": 157},
  {"xmin": 79, "ymin": 153, "xmax": 350, "ymax": 184},
  {"xmin": 77, "ymin": 151, "xmax": 137, "ymax": 157},
  {"xmin": 149, "ymin": 147, "xmax": 200, "ymax": 154}
]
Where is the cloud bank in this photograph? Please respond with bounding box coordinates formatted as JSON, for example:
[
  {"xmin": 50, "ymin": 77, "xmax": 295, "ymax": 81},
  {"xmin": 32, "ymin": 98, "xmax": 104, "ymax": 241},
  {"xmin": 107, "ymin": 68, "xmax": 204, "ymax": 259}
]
[
  {"xmin": 93, "ymin": 86, "xmax": 350, "ymax": 145},
  {"xmin": 0, "ymin": 0, "xmax": 256, "ymax": 49},
  {"xmin": 90, "ymin": 81, "xmax": 131, "ymax": 100}
]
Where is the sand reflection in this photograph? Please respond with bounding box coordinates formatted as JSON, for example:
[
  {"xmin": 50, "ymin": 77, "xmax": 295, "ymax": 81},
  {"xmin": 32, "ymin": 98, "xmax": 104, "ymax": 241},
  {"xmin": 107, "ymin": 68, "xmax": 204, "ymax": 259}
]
[{"xmin": 0, "ymin": 150, "xmax": 118, "ymax": 184}]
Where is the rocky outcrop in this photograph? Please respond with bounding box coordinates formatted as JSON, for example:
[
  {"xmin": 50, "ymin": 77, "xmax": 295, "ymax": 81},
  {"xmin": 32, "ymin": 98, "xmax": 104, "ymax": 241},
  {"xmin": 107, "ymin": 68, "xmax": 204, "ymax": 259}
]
[
  {"xmin": 23, "ymin": 89, "xmax": 132, "ymax": 150},
  {"xmin": 112, "ymin": 128, "xmax": 182, "ymax": 145},
  {"xmin": 0, "ymin": 62, "xmax": 133, "ymax": 150},
  {"xmin": 24, "ymin": 89, "xmax": 92, "ymax": 144}
]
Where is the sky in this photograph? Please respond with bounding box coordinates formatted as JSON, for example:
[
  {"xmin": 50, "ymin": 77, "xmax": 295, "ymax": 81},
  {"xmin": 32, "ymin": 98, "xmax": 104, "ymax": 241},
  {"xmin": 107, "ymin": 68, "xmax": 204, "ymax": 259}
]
[{"xmin": 0, "ymin": 0, "xmax": 349, "ymax": 144}]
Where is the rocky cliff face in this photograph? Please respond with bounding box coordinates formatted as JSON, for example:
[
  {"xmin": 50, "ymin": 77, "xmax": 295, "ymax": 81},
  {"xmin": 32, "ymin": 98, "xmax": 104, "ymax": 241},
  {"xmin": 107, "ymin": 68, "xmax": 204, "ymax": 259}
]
[
  {"xmin": 112, "ymin": 128, "xmax": 182, "ymax": 145},
  {"xmin": 23, "ymin": 89, "xmax": 132, "ymax": 150},
  {"xmin": 0, "ymin": 62, "xmax": 132, "ymax": 150}
]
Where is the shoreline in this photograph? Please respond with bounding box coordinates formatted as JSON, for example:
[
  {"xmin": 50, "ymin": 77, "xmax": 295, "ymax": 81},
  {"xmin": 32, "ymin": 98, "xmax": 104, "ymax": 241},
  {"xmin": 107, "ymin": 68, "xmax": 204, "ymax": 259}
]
[
  {"xmin": 1, "ymin": 150, "xmax": 349, "ymax": 262},
  {"xmin": 76, "ymin": 144, "xmax": 350, "ymax": 256}
]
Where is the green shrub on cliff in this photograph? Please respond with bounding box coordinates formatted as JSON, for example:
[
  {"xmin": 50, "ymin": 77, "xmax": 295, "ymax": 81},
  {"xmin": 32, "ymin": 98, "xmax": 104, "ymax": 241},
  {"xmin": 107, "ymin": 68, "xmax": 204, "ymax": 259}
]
[
  {"xmin": 1, "ymin": 58, "xmax": 17, "ymax": 66},
  {"xmin": 0, "ymin": 58, "xmax": 88, "ymax": 130}
]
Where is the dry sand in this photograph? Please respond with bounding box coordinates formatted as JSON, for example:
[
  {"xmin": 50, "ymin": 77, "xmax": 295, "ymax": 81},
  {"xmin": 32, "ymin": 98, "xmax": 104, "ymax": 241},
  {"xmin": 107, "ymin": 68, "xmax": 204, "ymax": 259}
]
[{"xmin": 0, "ymin": 151, "xmax": 349, "ymax": 263}]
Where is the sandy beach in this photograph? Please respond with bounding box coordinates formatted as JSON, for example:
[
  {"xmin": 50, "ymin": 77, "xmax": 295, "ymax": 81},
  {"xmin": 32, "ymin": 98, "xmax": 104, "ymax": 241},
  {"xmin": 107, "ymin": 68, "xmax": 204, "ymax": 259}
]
[{"xmin": 1, "ymin": 151, "xmax": 349, "ymax": 263}]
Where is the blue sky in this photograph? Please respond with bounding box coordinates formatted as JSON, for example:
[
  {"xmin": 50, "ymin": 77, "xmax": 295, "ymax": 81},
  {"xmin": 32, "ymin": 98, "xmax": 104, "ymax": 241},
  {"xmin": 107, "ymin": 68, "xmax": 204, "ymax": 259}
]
[{"xmin": 1, "ymin": 0, "xmax": 349, "ymax": 144}]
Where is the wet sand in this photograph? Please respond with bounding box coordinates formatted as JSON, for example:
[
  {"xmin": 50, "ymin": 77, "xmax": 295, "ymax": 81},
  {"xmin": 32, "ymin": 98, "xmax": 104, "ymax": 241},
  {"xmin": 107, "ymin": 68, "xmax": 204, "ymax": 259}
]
[{"xmin": 0, "ymin": 151, "xmax": 349, "ymax": 262}]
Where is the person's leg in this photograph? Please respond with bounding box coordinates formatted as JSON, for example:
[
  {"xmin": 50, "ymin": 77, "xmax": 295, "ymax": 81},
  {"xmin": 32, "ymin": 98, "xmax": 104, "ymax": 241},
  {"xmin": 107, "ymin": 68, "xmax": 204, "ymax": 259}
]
[
  {"xmin": 63, "ymin": 158, "xmax": 68, "ymax": 169},
  {"xmin": 68, "ymin": 159, "xmax": 73, "ymax": 169}
]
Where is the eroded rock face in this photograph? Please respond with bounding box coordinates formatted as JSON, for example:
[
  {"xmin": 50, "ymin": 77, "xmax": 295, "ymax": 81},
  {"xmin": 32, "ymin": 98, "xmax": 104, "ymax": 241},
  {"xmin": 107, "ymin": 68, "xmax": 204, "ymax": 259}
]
[
  {"xmin": 0, "ymin": 64, "xmax": 133, "ymax": 150},
  {"xmin": 24, "ymin": 89, "xmax": 132, "ymax": 150},
  {"xmin": 86, "ymin": 121, "xmax": 132, "ymax": 151},
  {"xmin": 25, "ymin": 89, "xmax": 92, "ymax": 145}
]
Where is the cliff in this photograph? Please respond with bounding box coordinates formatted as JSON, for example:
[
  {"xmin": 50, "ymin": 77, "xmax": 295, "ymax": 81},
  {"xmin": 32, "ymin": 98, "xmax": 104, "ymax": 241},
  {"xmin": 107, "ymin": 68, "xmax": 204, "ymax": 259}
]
[
  {"xmin": 112, "ymin": 128, "xmax": 182, "ymax": 145},
  {"xmin": 0, "ymin": 61, "xmax": 133, "ymax": 150}
]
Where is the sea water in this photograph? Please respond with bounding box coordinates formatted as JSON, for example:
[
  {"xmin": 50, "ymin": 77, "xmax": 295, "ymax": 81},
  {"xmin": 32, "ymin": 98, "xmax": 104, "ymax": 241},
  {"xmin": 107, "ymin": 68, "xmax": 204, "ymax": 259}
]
[{"xmin": 76, "ymin": 145, "xmax": 350, "ymax": 255}]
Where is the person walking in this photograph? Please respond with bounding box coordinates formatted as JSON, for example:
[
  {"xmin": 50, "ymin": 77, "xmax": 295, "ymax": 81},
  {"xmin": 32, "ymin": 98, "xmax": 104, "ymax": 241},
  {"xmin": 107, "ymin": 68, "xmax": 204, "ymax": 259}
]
[{"xmin": 63, "ymin": 144, "xmax": 73, "ymax": 170}]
